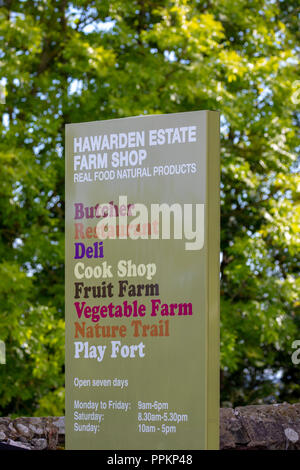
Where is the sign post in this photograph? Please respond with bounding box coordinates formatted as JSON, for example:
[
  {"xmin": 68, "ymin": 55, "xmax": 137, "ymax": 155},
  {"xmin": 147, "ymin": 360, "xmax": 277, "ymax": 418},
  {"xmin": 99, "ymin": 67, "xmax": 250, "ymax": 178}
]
[{"xmin": 65, "ymin": 110, "xmax": 220, "ymax": 450}]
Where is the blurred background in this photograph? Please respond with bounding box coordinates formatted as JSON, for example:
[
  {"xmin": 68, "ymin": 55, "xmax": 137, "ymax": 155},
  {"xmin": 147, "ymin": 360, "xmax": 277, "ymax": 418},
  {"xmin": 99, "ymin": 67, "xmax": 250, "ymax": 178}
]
[{"xmin": 0, "ymin": 0, "xmax": 299, "ymax": 417}]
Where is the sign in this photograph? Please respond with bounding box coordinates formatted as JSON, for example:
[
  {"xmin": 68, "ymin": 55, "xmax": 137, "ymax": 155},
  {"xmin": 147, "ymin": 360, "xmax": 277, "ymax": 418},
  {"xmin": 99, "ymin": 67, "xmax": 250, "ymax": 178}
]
[{"xmin": 65, "ymin": 110, "xmax": 220, "ymax": 450}]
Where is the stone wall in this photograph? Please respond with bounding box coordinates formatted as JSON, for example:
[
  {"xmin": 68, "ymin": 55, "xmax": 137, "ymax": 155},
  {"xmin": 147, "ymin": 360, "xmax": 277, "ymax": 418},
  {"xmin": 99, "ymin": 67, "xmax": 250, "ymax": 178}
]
[
  {"xmin": 0, "ymin": 417, "xmax": 64, "ymax": 450},
  {"xmin": 0, "ymin": 403, "xmax": 299, "ymax": 450},
  {"xmin": 220, "ymin": 403, "xmax": 300, "ymax": 450}
]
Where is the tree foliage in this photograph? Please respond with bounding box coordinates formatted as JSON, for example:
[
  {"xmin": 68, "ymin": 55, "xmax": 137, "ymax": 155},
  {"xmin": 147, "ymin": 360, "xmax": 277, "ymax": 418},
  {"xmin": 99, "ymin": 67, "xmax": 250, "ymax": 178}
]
[{"xmin": 0, "ymin": 0, "xmax": 299, "ymax": 415}]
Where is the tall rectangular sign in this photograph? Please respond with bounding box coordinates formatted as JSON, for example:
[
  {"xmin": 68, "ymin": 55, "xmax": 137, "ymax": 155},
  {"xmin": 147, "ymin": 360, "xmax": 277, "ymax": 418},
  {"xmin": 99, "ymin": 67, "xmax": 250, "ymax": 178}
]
[{"xmin": 65, "ymin": 111, "xmax": 220, "ymax": 450}]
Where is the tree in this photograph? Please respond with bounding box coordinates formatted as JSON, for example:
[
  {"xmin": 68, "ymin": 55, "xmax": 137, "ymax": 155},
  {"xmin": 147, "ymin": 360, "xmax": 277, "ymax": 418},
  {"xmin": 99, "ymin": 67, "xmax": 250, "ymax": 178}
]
[{"xmin": 0, "ymin": 0, "xmax": 299, "ymax": 415}]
